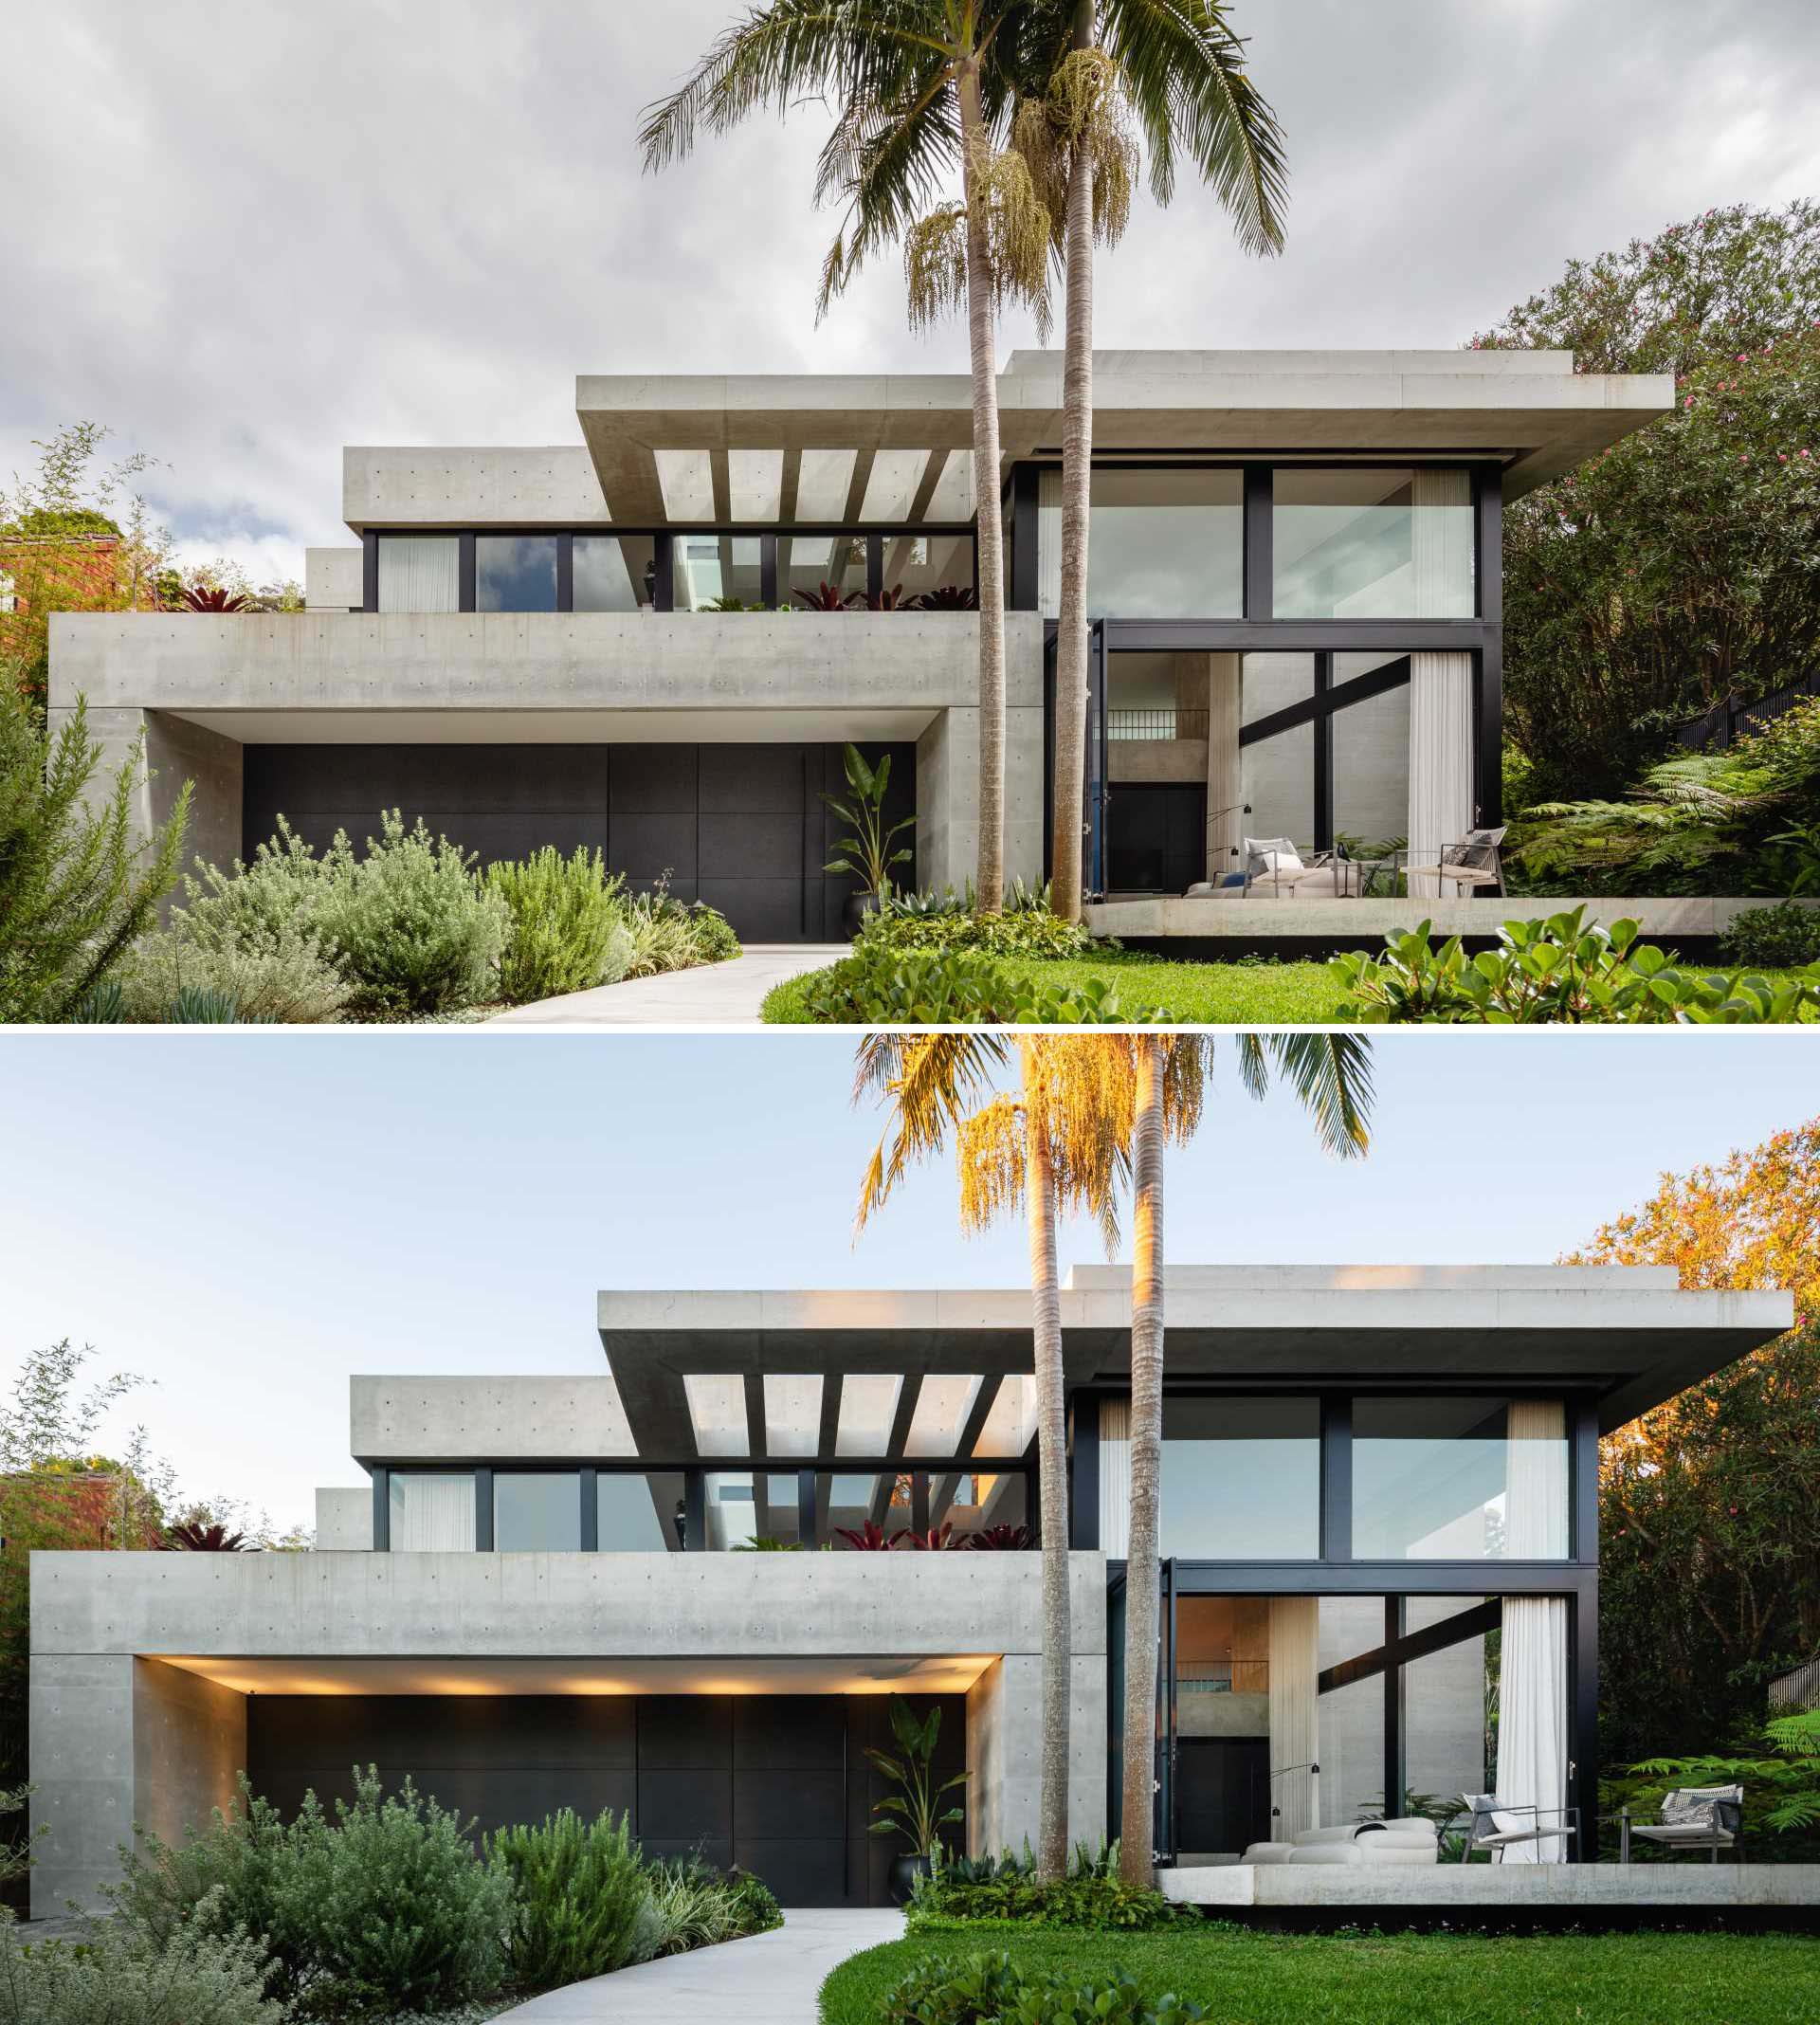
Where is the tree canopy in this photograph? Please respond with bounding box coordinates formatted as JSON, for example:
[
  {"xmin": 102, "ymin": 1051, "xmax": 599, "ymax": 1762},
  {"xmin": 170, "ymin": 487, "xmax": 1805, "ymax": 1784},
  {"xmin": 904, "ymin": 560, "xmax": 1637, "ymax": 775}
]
[
  {"xmin": 1481, "ymin": 204, "xmax": 1820, "ymax": 802},
  {"xmin": 1568, "ymin": 1118, "xmax": 1820, "ymax": 1761}
]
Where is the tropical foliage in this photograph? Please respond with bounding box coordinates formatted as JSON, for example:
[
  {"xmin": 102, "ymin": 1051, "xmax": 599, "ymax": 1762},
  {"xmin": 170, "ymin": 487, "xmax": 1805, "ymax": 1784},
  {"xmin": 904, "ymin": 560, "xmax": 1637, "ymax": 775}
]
[
  {"xmin": 879, "ymin": 1949, "xmax": 1203, "ymax": 2025},
  {"xmin": 1478, "ymin": 204, "xmax": 1820, "ymax": 802},
  {"xmin": 1604, "ymin": 1708, "xmax": 1820, "ymax": 1861},
  {"xmin": 822, "ymin": 742, "xmax": 915, "ymax": 898},
  {"xmin": 800, "ymin": 940, "xmax": 1135, "ymax": 1022},
  {"xmin": 1331, "ymin": 907, "xmax": 1820, "ymax": 1025},
  {"xmin": 909, "ymin": 1840, "xmax": 1183, "ymax": 1931},
  {"xmin": 1570, "ymin": 1119, "xmax": 1820, "ymax": 1763},
  {"xmin": 866, "ymin": 1697, "xmax": 970, "ymax": 1855}
]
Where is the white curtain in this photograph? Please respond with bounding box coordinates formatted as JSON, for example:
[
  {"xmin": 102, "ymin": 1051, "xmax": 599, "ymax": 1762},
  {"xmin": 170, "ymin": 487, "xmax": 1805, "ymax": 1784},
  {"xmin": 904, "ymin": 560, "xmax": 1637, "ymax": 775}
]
[
  {"xmin": 1406, "ymin": 651, "xmax": 1474, "ymax": 897},
  {"xmin": 1496, "ymin": 1400, "xmax": 1570, "ymax": 1862},
  {"xmin": 377, "ymin": 536, "xmax": 459, "ymax": 613},
  {"xmin": 1099, "ymin": 1396, "xmax": 1131, "ymax": 1560},
  {"xmin": 1267, "ymin": 1596, "xmax": 1320, "ymax": 1838},
  {"xmin": 391, "ymin": 1472, "xmax": 476, "ymax": 1551},
  {"xmin": 1037, "ymin": 467, "xmax": 1064, "ymax": 619},
  {"xmin": 1411, "ymin": 467, "xmax": 1475, "ymax": 619}
]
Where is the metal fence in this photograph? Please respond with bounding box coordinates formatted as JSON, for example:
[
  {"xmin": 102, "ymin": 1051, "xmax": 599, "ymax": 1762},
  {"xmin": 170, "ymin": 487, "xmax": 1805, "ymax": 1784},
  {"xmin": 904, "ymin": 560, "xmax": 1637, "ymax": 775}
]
[
  {"xmin": 1676, "ymin": 673, "xmax": 1820, "ymax": 753},
  {"xmin": 1108, "ymin": 708, "xmax": 1210, "ymax": 742}
]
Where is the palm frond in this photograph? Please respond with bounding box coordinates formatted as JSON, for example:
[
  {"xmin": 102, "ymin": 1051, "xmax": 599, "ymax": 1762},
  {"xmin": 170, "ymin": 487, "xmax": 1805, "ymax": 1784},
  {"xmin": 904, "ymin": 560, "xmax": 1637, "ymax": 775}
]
[{"xmin": 1264, "ymin": 1032, "xmax": 1374, "ymax": 1160}]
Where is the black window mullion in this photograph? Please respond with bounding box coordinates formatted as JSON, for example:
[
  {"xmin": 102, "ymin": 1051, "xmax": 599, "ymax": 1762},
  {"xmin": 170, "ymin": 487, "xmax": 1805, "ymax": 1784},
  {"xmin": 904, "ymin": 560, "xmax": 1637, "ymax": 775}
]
[
  {"xmin": 458, "ymin": 533, "xmax": 477, "ymax": 612},
  {"xmin": 683, "ymin": 1469, "xmax": 706, "ymax": 1551},
  {"xmin": 1244, "ymin": 466, "xmax": 1273, "ymax": 619},
  {"xmin": 798, "ymin": 1468, "xmax": 817, "ymax": 1547},
  {"xmin": 654, "ymin": 534, "xmax": 675, "ymax": 611},
  {"xmin": 579, "ymin": 1465, "xmax": 598, "ymax": 1551},
  {"xmin": 865, "ymin": 535, "xmax": 883, "ymax": 608},
  {"xmin": 1320, "ymin": 1396, "xmax": 1353, "ymax": 1561},
  {"xmin": 1384, "ymin": 1596, "xmax": 1406, "ymax": 1821},
  {"xmin": 1313, "ymin": 652, "xmax": 1333, "ymax": 851},
  {"xmin": 1069, "ymin": 1394, "xmax": 1101, "ymax": 1551},
  {"xmin": 361, "ymin": 530, "xmax": 379, "ymax": 612},
  {"xmin": 760, "ymin": 535, "xmax": 778, "ymax": 610},
  {"xmin": 556, "ymin": 533, "xmax": 574, "ymax": 612},
  {"xmin": 475, "ymin": 1467, "xmax": 494, "ymax": 1551},
  {"xmin": 371, "ymin": 1466, "xmax": 390, "ymax": 1550}
]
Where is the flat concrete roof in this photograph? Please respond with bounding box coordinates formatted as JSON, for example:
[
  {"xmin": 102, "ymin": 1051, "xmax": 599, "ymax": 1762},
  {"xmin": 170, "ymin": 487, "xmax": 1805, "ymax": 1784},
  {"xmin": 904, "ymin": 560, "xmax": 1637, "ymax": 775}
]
[
  {"xmin": 595, "ymin": 1265, "xmax": 1793, "ymax": 1450},
  {"xmin": 575, "ymin": 348, "xmax": 1672, "ymax": 521}
]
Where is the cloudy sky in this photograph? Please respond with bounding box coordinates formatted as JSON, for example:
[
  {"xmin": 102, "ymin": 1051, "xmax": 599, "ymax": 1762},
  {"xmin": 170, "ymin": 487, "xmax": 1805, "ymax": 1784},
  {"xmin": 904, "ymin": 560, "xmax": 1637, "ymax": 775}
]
[
  {"xmin": 4, "ymin": 0, "xmax": 1817, "ymax": 586},
  {"xmin": 2, "ymin": 1031, "xmax": 1812, "ymax": 1532}
]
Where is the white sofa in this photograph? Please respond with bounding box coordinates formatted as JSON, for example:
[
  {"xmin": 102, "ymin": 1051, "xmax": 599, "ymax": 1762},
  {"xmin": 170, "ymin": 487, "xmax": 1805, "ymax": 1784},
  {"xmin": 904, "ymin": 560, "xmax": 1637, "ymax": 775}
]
[{"xmin": 1242, "ymin": 1818, "xmax": 1441, "ymax": 1867}]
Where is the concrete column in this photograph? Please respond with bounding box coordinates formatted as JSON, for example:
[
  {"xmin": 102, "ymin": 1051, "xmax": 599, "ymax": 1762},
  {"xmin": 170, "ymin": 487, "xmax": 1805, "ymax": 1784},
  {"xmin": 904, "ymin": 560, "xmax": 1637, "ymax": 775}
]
[
  {"xmin": 917, "ymin": 704, "xmax": 1045, "ymax": 900},
  {"xmin": 966, "ymin": 1651, "xmax": 1106, "ymax": 1859},
  {"xmin": 48, "ymin": 704, "xmax": 243, "ymax": 898},
  {"xmin": 29, "ymin": 1654, "xmax": 246, "ymax": 1916},
  {"xmin": 1205, "ymin": 653, "xmax": 1243, "ymax": 882}
]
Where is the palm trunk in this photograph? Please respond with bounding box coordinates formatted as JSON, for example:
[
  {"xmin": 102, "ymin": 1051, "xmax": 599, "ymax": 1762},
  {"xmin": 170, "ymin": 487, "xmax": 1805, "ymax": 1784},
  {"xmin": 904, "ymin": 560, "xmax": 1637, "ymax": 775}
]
[
  {"xmin": 1119, "ymin": 1034, "xmax": 1166, "ymax": 1886},
  {"xmin": 1051, "ymin": 0, "xmax": 1097, "ymax": 924},
  {"xmin": 1023, "ymin": 1042, "xmax": 1071, "ymax": 1878},
  {"xmin": 957, "ymin": 58, "xmax": 1006, "ymax": 915}
]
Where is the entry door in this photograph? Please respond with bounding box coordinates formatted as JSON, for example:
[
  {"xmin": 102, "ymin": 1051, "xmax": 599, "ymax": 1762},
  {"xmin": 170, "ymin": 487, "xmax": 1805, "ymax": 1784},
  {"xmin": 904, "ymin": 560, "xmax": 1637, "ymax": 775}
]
[{"xmin": 1175, "ymin": 1739, "xmax": 1270, "ymax": 1859}]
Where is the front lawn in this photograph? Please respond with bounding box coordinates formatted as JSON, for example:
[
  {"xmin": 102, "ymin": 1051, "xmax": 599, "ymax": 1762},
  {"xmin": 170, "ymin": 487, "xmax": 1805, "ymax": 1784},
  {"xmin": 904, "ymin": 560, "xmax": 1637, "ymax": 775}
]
[
  {"xmin": 764, "ymin": 952, "xmax": 1350, "ymax": 1024},
  {"xmin": 820, "ymin": 1925, "xmax": 1820, "ymax": 2025}
]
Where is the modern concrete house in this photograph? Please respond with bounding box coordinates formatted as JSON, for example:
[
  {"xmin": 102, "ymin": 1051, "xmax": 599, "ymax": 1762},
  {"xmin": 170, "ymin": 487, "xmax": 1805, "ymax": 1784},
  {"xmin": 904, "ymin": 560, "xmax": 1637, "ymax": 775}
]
[
  {"xmin": 46, "ymin": 350, "xmax": 1672, "ymax": 941},
  {"xmin": 28, "ymin": 1262, "xmax": 1790, "ymax": 1916}
]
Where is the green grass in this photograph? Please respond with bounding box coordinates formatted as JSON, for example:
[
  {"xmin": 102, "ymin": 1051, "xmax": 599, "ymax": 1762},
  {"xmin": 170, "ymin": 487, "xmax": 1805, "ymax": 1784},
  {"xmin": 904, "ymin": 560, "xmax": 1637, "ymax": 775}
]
[
  {"xmin": 818, "ymin": 1924, "xmax": 1820, "ymax": 2025},
  {"xmin": 762, "ymin": 954, "xmax": 1349, "ymax": 1025}
]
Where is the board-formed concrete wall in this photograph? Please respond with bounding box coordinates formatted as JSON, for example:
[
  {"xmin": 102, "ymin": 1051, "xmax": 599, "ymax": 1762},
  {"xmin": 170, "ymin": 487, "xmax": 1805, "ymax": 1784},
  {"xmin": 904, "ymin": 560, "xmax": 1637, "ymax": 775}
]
[{"xmin": 28, "ymin": 1548, "xmax": 1106, "ymax": 1910}]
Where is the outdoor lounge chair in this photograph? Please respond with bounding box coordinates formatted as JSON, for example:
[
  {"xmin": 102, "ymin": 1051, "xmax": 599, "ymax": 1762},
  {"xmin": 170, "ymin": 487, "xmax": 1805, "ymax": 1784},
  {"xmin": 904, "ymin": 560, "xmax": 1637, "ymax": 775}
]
[
  {"xmin": 1401, "ymin": 826, "xmax": 1509, "ymax": 898},
  {"xmin": 1620, "ymin": 1785, "xmax": 1744, "ymax": 1864},
  {"xmin": 1242, "ymin": 837, "xmax": 1350, "ymax": 899},
  {"xmin": 1457, "ymin": 1793, "xmax": 1578, "ymax": 1862}
]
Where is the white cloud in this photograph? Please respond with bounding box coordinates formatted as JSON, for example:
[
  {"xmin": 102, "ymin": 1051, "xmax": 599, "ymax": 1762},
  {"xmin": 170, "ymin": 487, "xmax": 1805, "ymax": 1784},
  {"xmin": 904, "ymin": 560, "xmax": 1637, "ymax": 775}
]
[{"xmin": 4, "ymin": 0, "xmax": 1816, "ymax": 583}]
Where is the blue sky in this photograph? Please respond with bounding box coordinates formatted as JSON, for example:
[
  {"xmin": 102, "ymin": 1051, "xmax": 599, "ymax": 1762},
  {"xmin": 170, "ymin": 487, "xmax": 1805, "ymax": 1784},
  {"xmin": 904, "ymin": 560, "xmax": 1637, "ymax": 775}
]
[{"xmin": 1, "ymin": 1031, "xmax": 1813, "ymax": 1532}]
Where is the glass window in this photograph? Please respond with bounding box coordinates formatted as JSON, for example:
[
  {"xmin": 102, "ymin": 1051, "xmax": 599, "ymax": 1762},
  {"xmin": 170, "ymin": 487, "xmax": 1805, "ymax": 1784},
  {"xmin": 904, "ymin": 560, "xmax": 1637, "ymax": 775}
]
[
  {"xmin": 574, "ymin": 534, "xmax": 656, "ymax": 611},
  {"xmin": 782, "ymin": 533, "xmax": 866, "ymax": 611},
  {"xmin": 597, "ymin": 1470, "xmax": 669, "ymax": 1550},
  {"xmin": 1158, "ymin": 1396, "xmax": 1320, "ymax": 1558},
  {"xmin": 1353, "ymin": 1397, "xmax": 1569, "ymax": 1560},
  {"xmin": 674, "ymin": 534, "xmax": 762, "ymax": 611},
  {"xmin": 1403, "ymin": 1598, "xmax": 1493, "ymax": 1819},
  {"xmin": 882, "ymin": 531, "xmax": 975, "ymax": 609},
  {"xmin": 1273, "ymin": 467, "xmax": 1474, "ymax": 619},
  {"xmin": 388, "ymin": 1471, "xmax": 475, "ymax": 1551},
  {"xmin": 494, "ymin": 1470, "xmax": 580, "ymax": 1551},
  {"xmin": 1040, "ymin": 466, "xmax": 1244, "ymax": 619},
  {"xmin": 1318, "ymin": 1596, "xmax": 1385, "ymax": 1827},
  {"xmin": 1241, "ymin": 721, "xmax": 1313, "ymax": 861},
  {"xmin": 476, "ymin": 535, "xmax": 557, "ymax": 612},
  {"xmin": 701, "ymin": 1470, "xmax": 803, "ymax": 1549},
  {"xmin": 1330, "ymin": 657, "xmax": 1410, "ymax": 863},
  {"xmin": 376, "ymin": 536, "xmax": 458, "ymax": 613}
]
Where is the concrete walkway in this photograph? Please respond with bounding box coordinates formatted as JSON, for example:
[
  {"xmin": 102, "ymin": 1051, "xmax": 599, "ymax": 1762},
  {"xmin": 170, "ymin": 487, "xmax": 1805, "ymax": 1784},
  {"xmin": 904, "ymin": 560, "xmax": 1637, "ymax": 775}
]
[
  {"xmin": 484, "ymin": 945, "xmax": 844, "ymax": 1027},
  {"xmin": 495, "ymin": 1907, "xmax": 904, "ymax": 2022}
]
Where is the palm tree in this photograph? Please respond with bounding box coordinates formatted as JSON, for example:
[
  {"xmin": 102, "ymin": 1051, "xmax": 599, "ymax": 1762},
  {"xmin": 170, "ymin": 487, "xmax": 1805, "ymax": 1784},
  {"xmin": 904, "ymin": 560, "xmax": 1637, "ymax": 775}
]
[
  {"xmin": 640, "ymin": 3, "xmax": 1054, "ymax": 915},
  {"xmin": 1117, "ymin": 1032, "xmax": 1372, "ymax": 1885},
  {"xmin": 1018, "ymin": 4, "xmax": 1288, "ymax": 922},
  {"xmin": 854, "ymin": 1031, "xmax": 1137, "ymax": 1876}
]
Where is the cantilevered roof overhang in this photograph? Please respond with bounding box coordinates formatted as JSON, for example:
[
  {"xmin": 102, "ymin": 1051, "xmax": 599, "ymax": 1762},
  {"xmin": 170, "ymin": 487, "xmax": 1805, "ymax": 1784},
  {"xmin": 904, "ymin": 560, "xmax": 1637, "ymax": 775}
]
[
  {"xmin": 575, "ymin": 349, "xmax": 1674, "ymax": 523},
  {"xmin": 595, "ymin": 1265, "xmax": 1791, "ymax": 1461}
]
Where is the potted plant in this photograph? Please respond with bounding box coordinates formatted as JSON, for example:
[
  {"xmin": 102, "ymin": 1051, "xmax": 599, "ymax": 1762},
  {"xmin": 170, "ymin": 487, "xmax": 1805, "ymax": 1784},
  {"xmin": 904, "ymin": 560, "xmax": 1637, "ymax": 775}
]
[
  {"xmin": 822, "ymin": 743, "xmax": 914, "ymax": 935},
  {"xmin": 865, "ymin": 1695, "xmax": 969, "ymax": 1904}
]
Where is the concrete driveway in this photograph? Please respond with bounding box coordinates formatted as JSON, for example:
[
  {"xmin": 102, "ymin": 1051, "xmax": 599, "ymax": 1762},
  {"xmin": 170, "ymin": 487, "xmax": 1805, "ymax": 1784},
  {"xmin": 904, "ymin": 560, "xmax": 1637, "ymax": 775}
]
[
  {"xmin": 483, "ymin": 945, "xmax": 844, "ymax": 1027},
  {"xmin": 494, "ymin": 1906, "xmax": 904, "ymax": 2022}
]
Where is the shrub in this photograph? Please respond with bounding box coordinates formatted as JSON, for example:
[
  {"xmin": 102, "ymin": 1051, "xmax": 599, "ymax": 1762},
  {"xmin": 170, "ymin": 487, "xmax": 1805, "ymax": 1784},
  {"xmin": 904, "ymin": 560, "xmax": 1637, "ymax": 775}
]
[
  {"xmin": 619, "ymin": 877, "xmax": 740, "ymax": 977},
  {"xmin": 174, "ymin": 819, "xmax": 338, "ymax": 953},
  {"xmin": 0, "ymin": 688, "xmax": 190, "ymax": 1022},
  {"xmin": 641, "ymin": 1856, "xmax": 781, "ymax": 1957},
  {"xmin": 0, "ymin": 1905, "xmax": 283, "ymax": 2025},
  {"xmin": 683, "ymin": 901, "xmax": 741, "ymax": 965},
  {"xmin": 1330, "ymin": 907, "xmax": 1820, "ymax": 1024},
  {"xmin": 110, "ymin": 1767, "xmax": 510, "ymax": 2017},
  {"xmin": 799, "ymin": 943, "xmax": 1134, "ymax": 1025},
  {"xmin": 313, "ymin": 812, "xmax": 507, "ymax": 1017},
  {"xmin": 908, "ymin": 1842, "xmax": 1182, "ymax": 1933},
  {"xmin": 881, "ymin": 1950, "xmax": 1203, "ymax": 2025},
  {"xmin": 1720, "ymin": 899, "xmax": 1820, "ymax": 969},
  {"xmin": 487, "ymin": 1807, "xmax": 650, "ymax": 1988},
  {"xmin": 862, "ymin": 908, "xmax": 1095, "ymax": 961},
  {"xmin": 487, "ymin": 848, "xmax": 631, "ymax": 1004},
  {"xmin": 115, "ymin": 925, "xmax": 350, "ymax": 1024}
]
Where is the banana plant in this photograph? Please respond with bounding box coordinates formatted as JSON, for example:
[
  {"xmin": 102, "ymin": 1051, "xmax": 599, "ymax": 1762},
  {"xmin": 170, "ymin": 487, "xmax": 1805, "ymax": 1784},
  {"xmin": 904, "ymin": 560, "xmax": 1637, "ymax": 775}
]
[{"xmin": 865, "ymin": 1696, "xmax": 969, "ymax": 1855}]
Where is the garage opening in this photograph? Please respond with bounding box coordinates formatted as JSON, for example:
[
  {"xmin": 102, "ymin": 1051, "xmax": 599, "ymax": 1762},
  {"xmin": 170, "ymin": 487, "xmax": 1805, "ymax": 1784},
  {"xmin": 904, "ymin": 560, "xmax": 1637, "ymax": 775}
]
[
  {"xmin": 246, "ymin": 1690, "xmax": 965, "ymax": 1908},
  {"xmin": 241, "ymin": 741, "xmax": 917, "ymax": 944}
]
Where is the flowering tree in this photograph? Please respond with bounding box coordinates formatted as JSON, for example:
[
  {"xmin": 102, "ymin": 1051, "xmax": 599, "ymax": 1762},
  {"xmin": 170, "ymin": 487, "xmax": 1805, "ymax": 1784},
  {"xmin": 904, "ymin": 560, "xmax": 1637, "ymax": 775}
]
[{"xmin": 1567, "ymin": 1119, "xmax": 1820, "ymax": 1761}]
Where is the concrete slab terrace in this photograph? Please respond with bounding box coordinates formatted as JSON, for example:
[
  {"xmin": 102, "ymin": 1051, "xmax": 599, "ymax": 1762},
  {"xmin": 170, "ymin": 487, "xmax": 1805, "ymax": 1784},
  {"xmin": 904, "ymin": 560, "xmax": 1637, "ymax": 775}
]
[
  {"xmin": 1159, "ymin": 1861, "xmax": 1820, "ymax": 1929},
  {"xmin": 483, "ymin": 943, "xmax": 844, "ymax": 1026},
  {"xmin": 495, "ymin": 1907, "xmax": 904, "ymax": 2023},
  {"xmin": 1086, "ymin": 893, "xmax": 1820, "ymax": 953}
]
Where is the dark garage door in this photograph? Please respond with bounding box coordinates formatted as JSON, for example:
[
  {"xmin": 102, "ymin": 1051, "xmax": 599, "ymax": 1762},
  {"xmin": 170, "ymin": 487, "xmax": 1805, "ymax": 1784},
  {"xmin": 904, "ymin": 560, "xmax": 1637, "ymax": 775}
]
[
  {"xmin": 246, "ymin": 1691, "xmax": 965, "ymax": 1907},
  {"xmin": 241, "ymin": 741, "xmax": 917, "ymax": 943}
]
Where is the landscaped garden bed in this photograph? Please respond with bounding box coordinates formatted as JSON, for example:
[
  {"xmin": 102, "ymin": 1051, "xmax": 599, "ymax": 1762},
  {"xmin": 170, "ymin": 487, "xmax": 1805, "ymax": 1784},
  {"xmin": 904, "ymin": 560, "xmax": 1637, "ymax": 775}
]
[{"xmin": 822, "ymin": 1925, "xmax": 1820, "ymax": 2025}]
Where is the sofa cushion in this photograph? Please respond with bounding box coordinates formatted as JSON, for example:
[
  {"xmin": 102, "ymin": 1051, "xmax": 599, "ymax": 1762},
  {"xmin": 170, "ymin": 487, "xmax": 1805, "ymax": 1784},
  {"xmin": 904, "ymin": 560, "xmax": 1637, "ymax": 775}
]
[
  {"xmin": 1240, "ymin": 1842, "xmax": 1298, "ymax": 1865},
  {"xmin": 1357, "ymin": 1841, "xmax": 1440, "ymax": 1866},
  {"xmin": 1286, "ymin": 1845, "xmax": 1363, "ymax": 1866}
]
